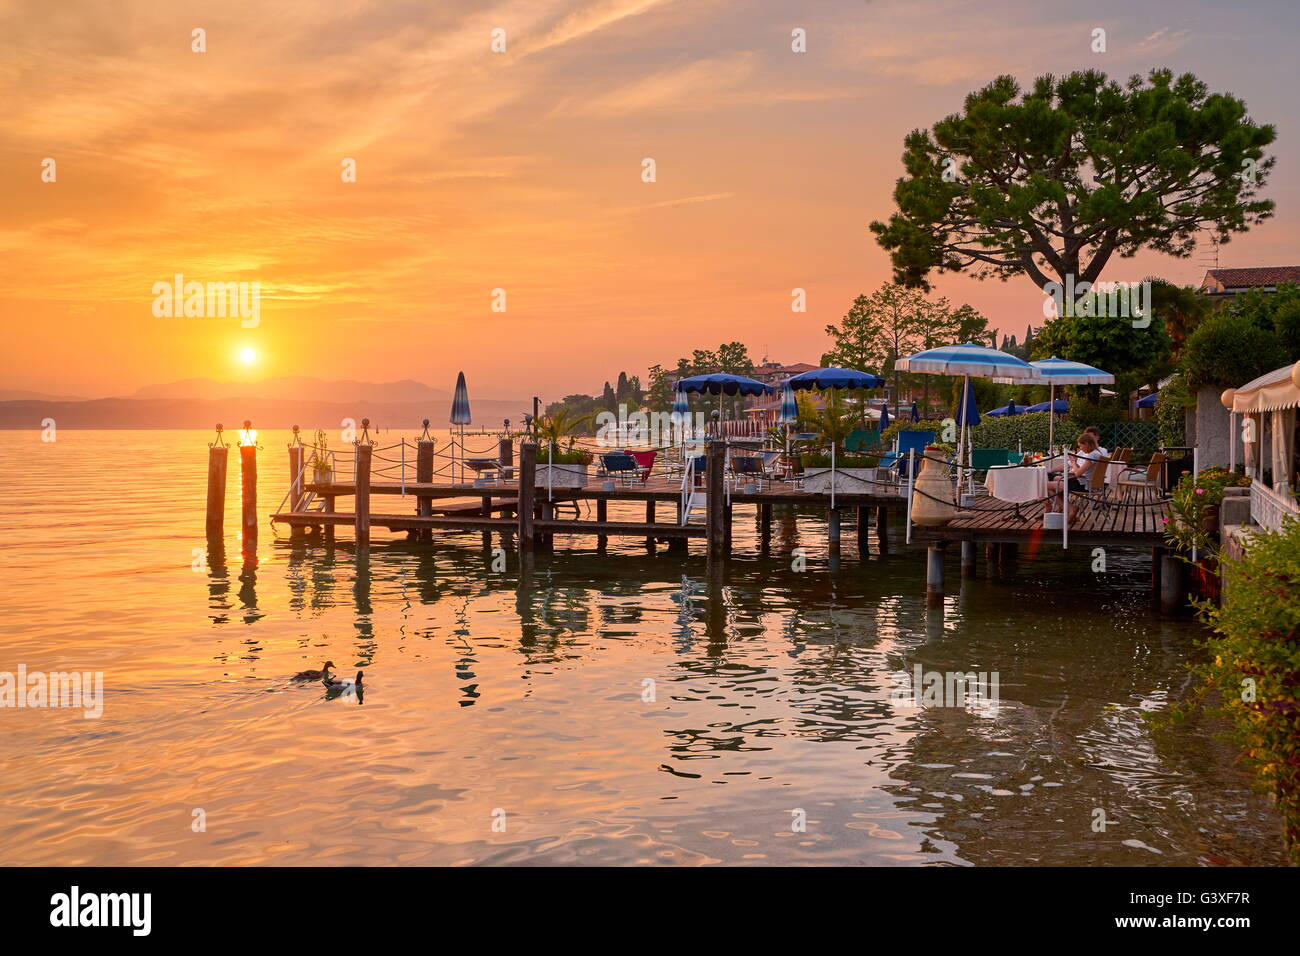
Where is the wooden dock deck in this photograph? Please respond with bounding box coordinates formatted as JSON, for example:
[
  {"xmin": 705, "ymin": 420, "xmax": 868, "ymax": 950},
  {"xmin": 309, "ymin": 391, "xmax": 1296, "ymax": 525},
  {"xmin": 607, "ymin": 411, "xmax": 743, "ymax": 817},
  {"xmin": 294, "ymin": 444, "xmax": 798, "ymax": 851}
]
[{"xmin": 912, "ymin": 485, "xmax": 1170, "ymax": 547}]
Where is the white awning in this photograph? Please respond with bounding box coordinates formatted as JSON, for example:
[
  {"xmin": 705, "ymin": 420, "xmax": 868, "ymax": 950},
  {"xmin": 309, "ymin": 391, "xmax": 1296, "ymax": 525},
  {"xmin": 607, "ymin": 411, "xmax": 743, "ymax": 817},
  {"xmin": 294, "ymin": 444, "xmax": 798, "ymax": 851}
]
[{"xmin": 1232, "ymin": 362, "xmax": 1300, "ymax": 413}]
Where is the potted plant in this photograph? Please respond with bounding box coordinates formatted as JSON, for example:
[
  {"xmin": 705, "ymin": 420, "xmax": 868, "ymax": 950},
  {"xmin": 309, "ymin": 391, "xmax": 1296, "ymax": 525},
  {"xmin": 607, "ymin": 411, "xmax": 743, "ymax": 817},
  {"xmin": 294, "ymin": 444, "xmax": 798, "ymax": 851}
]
[
  {"xmin": 308, "ymin": 429, "xmax": 333, "ymax": 485},
  {"xmin": 797, "ymin": 392, "xmax": 883, "ymax": 493},
  {"xmin": 1164, "ymin": 467, "xmax": 1251, "ymax": 602},
  {"xmin": 534, "ymin": 410, "xmax": 593, "ymax": 487}
]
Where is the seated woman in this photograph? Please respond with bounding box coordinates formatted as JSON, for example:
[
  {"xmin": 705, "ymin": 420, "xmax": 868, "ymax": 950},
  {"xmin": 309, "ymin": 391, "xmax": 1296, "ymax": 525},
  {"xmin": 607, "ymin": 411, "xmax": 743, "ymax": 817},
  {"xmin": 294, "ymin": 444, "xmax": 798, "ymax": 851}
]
[{"xmin": 1047, "ymin": 433, "xmax": 1102, "ymax": 520}]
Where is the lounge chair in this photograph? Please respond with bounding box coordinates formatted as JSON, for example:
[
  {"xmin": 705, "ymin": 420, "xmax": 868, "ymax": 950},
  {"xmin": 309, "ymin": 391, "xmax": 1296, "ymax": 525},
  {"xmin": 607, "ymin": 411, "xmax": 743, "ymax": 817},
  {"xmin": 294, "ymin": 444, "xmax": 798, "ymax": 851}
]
[
  {"xmin": 599, "ymin": 452, "xmax": 642, "ymax": 486},
  {"xmin": 730, "ymin": 454, "xmax": 765, "ymax": 489},
  {"xmin": 628, "ymin": 450, "xmax": 657, "ymax": 483}
]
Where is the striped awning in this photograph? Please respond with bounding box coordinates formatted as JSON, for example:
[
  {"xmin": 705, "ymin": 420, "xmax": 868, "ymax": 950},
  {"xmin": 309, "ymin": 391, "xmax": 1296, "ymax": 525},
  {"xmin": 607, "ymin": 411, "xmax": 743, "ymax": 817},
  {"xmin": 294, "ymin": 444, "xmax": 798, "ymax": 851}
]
[{"xmin": 1231, "ymin": 362, "xmax": 1300, "ymax": 413}]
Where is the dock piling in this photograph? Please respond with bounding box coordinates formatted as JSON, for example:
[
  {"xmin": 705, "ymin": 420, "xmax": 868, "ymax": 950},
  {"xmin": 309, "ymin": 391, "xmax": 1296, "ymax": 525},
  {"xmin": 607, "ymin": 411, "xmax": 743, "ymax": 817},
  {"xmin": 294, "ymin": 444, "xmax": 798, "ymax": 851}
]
[
  {"xmin": 416, "ymin": 438, "xmax": 435, "ymax": 537},
  {"xmin": 926, "ymin": 543, "xmax": 946, "ymax": 605},
  {"xmin": 828, "ymin": 508, "xmax": 841, "ymax": 554},
  {"xmin": 206, "ymin": 443, "xmax": 228, "ymax": 538},
  {"xmin": 239, "ymin": 437, "xmax": 257, "ymax": 552},
  {"xmin": 706, "ymin": 441, "xmax": 726, "ymax": 565},
  {"xmin": 1159, "ymin": 552, "xmax": 1186, "ymax": 614},
  {"xmin": 517, "ymin": 443, "xmax": 536, "ymax": 553},
  {"xmin": 354, "ymin": 443, "xmax": 372, "ymax": 549},
  {"xmin": 961, "ymin": 540, "xmax": 976, "ymax": 577}
]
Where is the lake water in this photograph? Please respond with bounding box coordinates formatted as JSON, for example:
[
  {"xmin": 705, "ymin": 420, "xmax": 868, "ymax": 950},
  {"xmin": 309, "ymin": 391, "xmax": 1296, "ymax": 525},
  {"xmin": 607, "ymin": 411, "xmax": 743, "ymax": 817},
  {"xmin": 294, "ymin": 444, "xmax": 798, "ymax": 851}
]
[{"xmin": 0, "ymin": 430, "xmax": 1285, "ymax": 866}]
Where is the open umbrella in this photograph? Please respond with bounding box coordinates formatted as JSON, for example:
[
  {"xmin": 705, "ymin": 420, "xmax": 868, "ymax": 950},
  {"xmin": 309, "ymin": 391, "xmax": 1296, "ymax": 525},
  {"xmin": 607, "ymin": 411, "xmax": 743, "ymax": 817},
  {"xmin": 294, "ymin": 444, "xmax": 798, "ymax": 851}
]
[
  {"xmin": 675, "ymin": 373, "xmax": 772, "ymax": 438},
  {"xmin": 896, "ymin": 343, "xmax": 1035, "ymax": 481},
  {"xmin": 1136, "ymin": 390, "xmax": 1159, "ymax": 410},
  {"xmin": 1024, "ymin": 357, "xmax": 1114, "ymax": 452},
  {"xmin": 450, "ymin": 371, "xmax": 471, "ymax": 482},
  {"xmin": 783, "ymin": 367, "xmax": 885, "ymax": 391},
  {"xmin": 985, "ymin": 400, "xmax": 1021, "ymax": 418},
  {"xmin": 1025, "ymin": 399, "xmax": 1070, "ymax": 413}
]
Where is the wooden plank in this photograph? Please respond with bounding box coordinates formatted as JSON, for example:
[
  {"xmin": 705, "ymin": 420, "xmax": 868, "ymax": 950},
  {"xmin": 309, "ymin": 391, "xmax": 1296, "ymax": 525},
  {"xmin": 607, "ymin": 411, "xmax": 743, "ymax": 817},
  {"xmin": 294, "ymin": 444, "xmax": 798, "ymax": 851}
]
[{"xmin": 534, "ymin": 519, "xmax": 704, "ymax": 538}]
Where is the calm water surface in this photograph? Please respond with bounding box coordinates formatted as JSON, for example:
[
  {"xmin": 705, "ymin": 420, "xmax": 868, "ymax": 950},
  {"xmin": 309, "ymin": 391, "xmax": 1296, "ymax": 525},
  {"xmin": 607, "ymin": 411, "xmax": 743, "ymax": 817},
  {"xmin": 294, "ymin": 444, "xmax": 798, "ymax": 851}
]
[{"xmin": 0, "ymin": 430, "xmax": 1285, "ymax": 865}]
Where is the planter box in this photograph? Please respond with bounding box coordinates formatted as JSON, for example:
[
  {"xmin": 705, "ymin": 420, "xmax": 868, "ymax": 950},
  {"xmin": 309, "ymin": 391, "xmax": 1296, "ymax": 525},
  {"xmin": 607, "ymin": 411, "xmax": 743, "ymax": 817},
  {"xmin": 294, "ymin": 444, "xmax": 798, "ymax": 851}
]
[
  {"xmin": 535, "ymin": 464, "xmax": 589, "ymax": 488},
  {"xmin": 801, "ymin": 467, "xmax": 878, "ymax": 494}
]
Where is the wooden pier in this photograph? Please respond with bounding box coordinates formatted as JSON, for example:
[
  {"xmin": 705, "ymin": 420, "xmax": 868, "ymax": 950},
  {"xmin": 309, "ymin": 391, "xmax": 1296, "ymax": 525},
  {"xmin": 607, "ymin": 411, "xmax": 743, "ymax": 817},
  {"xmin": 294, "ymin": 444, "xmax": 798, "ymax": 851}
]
[{"xmin": 206, "ymin": 429, "xmax": 1186, "ymax": 611}]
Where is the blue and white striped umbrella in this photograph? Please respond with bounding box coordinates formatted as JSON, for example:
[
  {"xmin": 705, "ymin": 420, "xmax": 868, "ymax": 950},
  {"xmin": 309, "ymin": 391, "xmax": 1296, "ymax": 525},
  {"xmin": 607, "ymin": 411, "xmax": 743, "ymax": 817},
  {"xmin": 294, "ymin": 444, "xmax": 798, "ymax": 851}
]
[
  {"xmin": 449, "ymin": 371, "xmax": 472, "ymax": 425},
  {"xmin": 895, "ymin": 342, "xmax": 1036, "ymax": 379},
  {"xmin": 878, "ymin": 402, "xmax": 890, "ymax": 432},
  {"xmin": 672, "ymin": 387, "xmax": 690, "ymax": 416},
  {"xmin": 777, "ymin": 384, "xmax": 799, "ymax": 425},
  {"xmin": 1025, "ymin": 357, "xmax": 1112, "ymax": 450},
  {"xmin": 1028, "ymin": 356, "xmax": 1114, "ymax": 386}
]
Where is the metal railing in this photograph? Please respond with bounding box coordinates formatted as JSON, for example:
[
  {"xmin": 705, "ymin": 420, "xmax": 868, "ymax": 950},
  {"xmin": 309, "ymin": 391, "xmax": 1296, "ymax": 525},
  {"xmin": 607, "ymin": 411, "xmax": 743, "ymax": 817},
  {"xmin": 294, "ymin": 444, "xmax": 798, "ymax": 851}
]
[{"xmin": 1250, "ymin": 481, "xmax": 1298, "ymax": 532}]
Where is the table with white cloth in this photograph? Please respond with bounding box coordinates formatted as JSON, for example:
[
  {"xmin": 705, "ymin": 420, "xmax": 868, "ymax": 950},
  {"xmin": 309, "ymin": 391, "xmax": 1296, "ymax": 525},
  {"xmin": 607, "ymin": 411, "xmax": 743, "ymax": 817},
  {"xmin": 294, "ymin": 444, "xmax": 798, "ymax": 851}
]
[{"xmin": 984, "ymin": 464, "xmax": 1048, "ymax": 520}]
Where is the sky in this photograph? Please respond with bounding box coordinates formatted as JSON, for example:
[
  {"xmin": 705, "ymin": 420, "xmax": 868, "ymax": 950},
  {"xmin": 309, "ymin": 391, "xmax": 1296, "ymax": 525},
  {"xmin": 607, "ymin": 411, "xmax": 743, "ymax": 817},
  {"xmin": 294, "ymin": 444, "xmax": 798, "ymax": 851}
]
[{"xmin": 1, "ymin": 0, "xmax": 1298, "ymax": 402}]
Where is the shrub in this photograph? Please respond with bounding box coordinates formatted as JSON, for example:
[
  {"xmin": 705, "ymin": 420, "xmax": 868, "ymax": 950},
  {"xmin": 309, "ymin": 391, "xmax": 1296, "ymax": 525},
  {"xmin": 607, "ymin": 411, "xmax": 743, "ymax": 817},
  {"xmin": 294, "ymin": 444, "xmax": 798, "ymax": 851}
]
[
  {"xmin": 1154, "ymin": 373, "xmax": 1192, "ymax": 447},
  {"xmin": 539, "ymin": 447, "xmax": 592, "ymax": 466},
  {"xmin": 1181, "ymin": 311, "xmax": 1288, "ymax": 390},
  {"xmin": 1163, "ymin": 467, "xmax": 1250, "ymax": 554},
  {"xmin": 1179, "ymin": 516, "xmax": 1300, "ymax": 862},
  {"xmin": 970, "ymin": 411, "xmax": 1054, "ymax": 453},
  {"xmin": 880, "ymin": 418, "xmax": 948, "ymax": 447}
]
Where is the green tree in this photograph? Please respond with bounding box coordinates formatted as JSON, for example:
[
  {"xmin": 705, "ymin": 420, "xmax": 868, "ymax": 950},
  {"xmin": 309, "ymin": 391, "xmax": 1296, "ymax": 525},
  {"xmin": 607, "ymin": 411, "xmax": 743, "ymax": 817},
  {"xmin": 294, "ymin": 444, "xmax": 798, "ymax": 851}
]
[
  {"xmin": 871, "ymin": 69, "xmax": 1275, "ymax": 302},
  {"xmin": 1031, "ymin": 306, "xmax": 1172, "ymax": 400},
  {"xmin": 645, "ymin": 365, "xmax": 673, "ymax": 413},
  {"xmin": 1180, "ymin": 311, "xmax": 1287, "ymax": 390}
]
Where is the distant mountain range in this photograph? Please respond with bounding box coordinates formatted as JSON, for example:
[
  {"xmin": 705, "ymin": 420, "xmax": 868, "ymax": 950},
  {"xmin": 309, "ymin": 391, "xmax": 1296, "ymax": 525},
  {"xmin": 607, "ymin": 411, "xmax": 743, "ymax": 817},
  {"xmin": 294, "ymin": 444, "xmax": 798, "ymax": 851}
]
[{"xmin": 0, "ymin": 377, "xmax": 529, "ymax": 430}]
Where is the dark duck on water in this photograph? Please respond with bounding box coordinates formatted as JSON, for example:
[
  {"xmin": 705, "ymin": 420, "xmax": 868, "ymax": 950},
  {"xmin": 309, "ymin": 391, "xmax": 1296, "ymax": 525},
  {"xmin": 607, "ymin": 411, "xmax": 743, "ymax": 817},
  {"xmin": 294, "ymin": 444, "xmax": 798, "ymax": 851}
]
[{"xmin": 292, "ymin": 661, "xmax": 334, "ymax": 681}]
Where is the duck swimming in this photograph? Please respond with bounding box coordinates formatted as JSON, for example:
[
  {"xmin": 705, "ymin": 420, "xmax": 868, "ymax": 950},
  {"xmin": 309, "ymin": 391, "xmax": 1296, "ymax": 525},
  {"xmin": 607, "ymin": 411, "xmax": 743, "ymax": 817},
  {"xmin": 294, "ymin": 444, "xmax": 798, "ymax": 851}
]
[{"xmin": 292, "ymin": 660, "xmax": 334, "ymax": 681}]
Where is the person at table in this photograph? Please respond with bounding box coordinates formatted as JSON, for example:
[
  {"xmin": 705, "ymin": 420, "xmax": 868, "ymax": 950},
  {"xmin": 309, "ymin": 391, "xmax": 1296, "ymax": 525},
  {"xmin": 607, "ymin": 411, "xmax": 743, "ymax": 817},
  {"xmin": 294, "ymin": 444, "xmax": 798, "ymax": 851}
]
[
  {"xmin": 1083, "ymin": 425, "xmax": 1109, "ymax": 457},
  {"xmin": 1048, "ymin": 433, "xmax": 1103, "ymax": 517},
  {"xmin": 1047, "ymin": 426, "xmax": 1107, "ymax": 474}
]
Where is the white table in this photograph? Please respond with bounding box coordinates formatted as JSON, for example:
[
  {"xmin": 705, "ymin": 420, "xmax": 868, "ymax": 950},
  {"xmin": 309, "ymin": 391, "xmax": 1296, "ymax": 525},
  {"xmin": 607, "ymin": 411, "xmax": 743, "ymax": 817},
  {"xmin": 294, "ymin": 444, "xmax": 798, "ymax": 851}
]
[
  {"xmin": 985, "ymin": 465, "xmax": 1048, "ymax": 503},
  {"xmin": 985, "ymin": 465, "xmax": 1048, "ymax": 520}
]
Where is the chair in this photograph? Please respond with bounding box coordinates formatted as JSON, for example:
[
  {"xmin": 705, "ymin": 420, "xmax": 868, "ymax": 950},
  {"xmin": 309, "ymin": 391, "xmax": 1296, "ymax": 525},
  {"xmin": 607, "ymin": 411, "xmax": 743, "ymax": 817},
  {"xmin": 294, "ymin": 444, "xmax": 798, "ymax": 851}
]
[
  {"xmin": 464, "ymin": 457, "xmax": 502, "ymax": 484},
  {"xmin": 779, "ymin": 455, "xmax": 805, "ymax": 489},
  {"xmin": 759, "ymin": 450, "xmax": 785, "ymax": 482},
  {"xmin": 599, "ymin": 452, "xmax": 641, "ymax": 486},
  {"xmin": 1074, "ymin": 454, "xmax": 1110, "ymax": 521},
  {"xmin": 845, "ymin": 429, "xmax": 882, "ymax": 454},
  {"xmin": 894, "ymin": 431, "xmax": 933, "ymax": 479},
  {"xmin": 970, "ymin": 448, "xmax": 1011, "ymax": 474},
  {"xmin": 629, "ymin": 449, "xmax": 657, "ymax": 483},
  {"xmin": 1117, "ymin": 452, "xmax": 1165, "ymax": 500},
  {"xmin": 730, "ymin": 454, "xmax": 765, "ymax": 489}
]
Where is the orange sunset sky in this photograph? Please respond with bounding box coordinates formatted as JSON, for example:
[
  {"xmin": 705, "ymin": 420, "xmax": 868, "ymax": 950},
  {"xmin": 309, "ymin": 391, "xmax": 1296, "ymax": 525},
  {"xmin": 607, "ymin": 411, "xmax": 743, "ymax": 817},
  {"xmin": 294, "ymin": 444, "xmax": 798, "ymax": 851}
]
[{"xmin": 2, "ymin": 0, "xmax": 1298, "ymax": 401}]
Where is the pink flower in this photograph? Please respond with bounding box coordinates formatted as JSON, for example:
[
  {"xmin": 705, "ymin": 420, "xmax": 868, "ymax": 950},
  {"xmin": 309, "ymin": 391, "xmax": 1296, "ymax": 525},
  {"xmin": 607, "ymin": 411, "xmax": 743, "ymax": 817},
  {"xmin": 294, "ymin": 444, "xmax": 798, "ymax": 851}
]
[
  {"xmin": 1195, "ymin": 488, "xmax": 1205, "ymax": 495},
  {"xmin": 1161, "ymin": 517, "xmax": 1169, "ymax": 524}
]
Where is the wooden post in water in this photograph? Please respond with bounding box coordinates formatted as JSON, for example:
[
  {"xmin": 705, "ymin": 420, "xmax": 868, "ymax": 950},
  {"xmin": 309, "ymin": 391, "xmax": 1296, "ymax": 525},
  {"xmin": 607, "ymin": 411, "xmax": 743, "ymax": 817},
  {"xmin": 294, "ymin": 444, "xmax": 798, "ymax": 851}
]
[
  {"xmin": 856, "ymin": 506, "xmax": 869, "ymax": 553},
  {"xmin": 828, "ymin": 508, "xmax": 841, "ymax": 555},
  {"xmin": 875, "ymin": 506, "xmax": 889, "ymax": 553},
  {"xmin": 499, "ymin": 437, "xmax": 513, "ymax": 473},
  {"xmin": 416, "ymin": 437, "xmax": 435, "ymax": 538},
  {"xmin": 706, "ymin": 441, "xmax": 726, "ymax": 564},
  {"xmin": 1159, "ymin": 552, "xmax": 1186, "ymax": 614},
  {"xmin": 287, "ymin": 439, "xmax": 305, "ymax": 538},
  {"xmin": 517, "ymin": 443, "xmax": 536, "ymax": 554},
  {"xmin": 759, "ymin": 502, "xmax": 772, "ymax": 552},
  {"xmin": 239, "ymin": 428, "xmax": 257, "ymax": 552},
  {"xmin": 645, "ymin": 499, "xmax": 656, "ymax": 551},
  {"xmin": 206, "ymin": 439, "xmax": 228, "ymax": 538},
  {"xmin": 596, "ymin": 498, "xmax": 608, "ymax": 550},
  {"xmin": 926, "ymin": 543, "xmax": 946, "ymax": 605},
  {"xmin": 354, "ymin": 443, "xmax": 372, "ymax": 549},
  {"xmin": 960, "ymin": 540, "xmax": 976, "ymax": 577}
]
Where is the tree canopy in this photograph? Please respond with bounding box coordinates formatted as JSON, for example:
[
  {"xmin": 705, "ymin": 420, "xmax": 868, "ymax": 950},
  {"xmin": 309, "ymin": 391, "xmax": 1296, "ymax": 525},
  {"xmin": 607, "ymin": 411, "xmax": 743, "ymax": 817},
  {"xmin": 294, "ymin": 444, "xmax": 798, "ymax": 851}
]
[{"xmin": 871, "ymin": 69, "xmax": 1275, "ymax": 300}]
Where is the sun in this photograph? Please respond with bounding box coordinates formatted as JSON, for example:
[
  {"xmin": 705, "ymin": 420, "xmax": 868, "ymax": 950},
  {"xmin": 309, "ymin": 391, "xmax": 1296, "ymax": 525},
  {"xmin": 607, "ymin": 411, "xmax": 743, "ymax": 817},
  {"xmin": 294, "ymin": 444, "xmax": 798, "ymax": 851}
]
[{"xmin": 238, "ymin": 346, "xmax": 258, "ymax": 366}]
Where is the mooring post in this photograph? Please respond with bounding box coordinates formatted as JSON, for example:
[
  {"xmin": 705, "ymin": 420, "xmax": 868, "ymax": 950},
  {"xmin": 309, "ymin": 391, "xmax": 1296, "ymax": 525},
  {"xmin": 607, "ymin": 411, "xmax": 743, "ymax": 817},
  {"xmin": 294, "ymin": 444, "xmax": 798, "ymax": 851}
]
[
  {"xmin": 517, "ymin": 443, "xmax": 536, "ymax": 553},
  {"xmin": 759, "ymin": 501, "xmax": 772, "ymax": 552},
  {"xmin": 856, "ymin": 506, "xmax": 869, "ymax": 553},
  {"xmin": 706, "ymin": 440, "xmax": 726, "ymax": 564},
  {"xmin": 288, "ymin": 441, "xmax": 304, "ymax": 512},
  {"xmin": 499, "ymin": 437, "xmax": 513, "ymax": 473},
  {"xmin": 416, "ymin": 436, "xmax": 434, "ymax": 537},
  {"xmin": 596, "ymin": 498, "xmax": 608, "ymax": 550},
  {"xmin": 239, "ymin": 429, "xmax": 257, "ymax": 552},
  {"xmin": 828, "ymin": 507, "xmax": 841, "ymax": 555},
  {"xmin": 875, "ymin": 506, "xmax": 888, "ymax": 553},
  {"xmin": 645, "ymin": 499, "xmax": 656, "ymax": 551},
  {"xmin": 1151, "ymin": 547, "xmax": 1163, "ymax": 593},
  {"xmin": 1159, "ymin": 552, "xmax": 1186, "ymax": 615},
  {"xmin": 354, "ymin": 442, "xmax": 372, "ymax": 549},
  {"xmin": 961, "ymin": 540, "xmax": 976, "ymax": 577},
  {"xmin": 206, "ymin": 439, "xmax": 228, "ymax": 538},
  {"xmin": 926, "ymin": 542, "xmax": 946, "ymax": 605}
]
